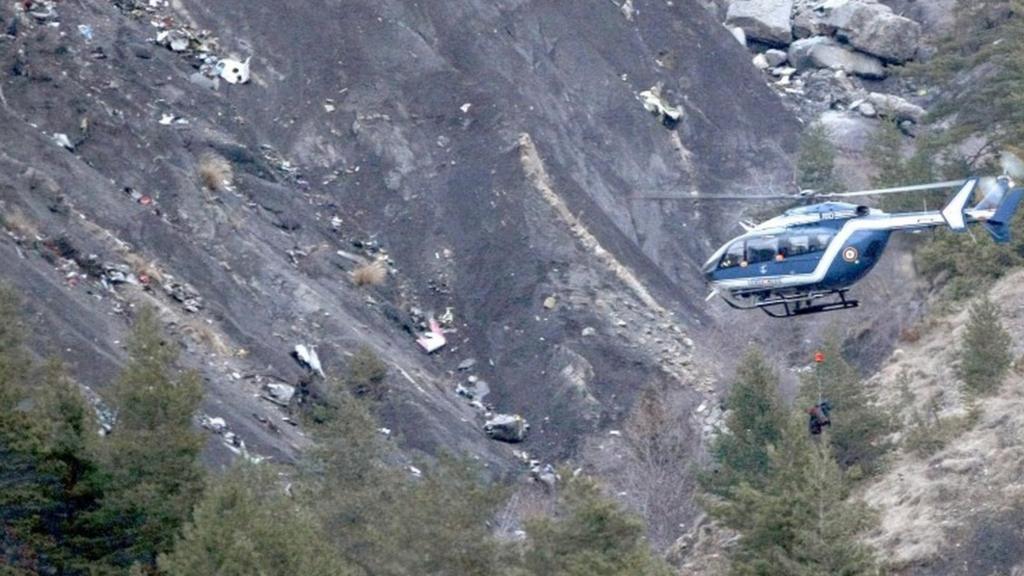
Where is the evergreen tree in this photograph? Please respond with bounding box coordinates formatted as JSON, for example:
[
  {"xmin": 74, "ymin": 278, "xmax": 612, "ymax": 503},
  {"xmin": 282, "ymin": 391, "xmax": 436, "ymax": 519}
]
[
  {"xmin": 867, "ymin": 121, "xmax": 937, "ymax": 212},
  {"xmin": 0, "ymin": 287, "xmax": 103, "ymax": 575},
  {"xmin": 703, "ymin": 350, "xmax": 788, "ymax": 494},
  {"xmin": 305, "ymin": 392, "xmax": 506, "ymax": 575},
  {"xmin": 799, "ymin": 336, "xmax": 892, "ymax": 476},
  {"xmin": 85, "ymin": 307, "xmax": 205, "ymax": 571},
  {"xmin": 160, "ymin": 463, "xmax": 355, "ymax": 576},
  {"xmin": 0, "ymin": 284, "xmax": 30, "ymax": 408},
  {"xmin": 520, "ymin": 475, "xmax": 672, "ymax": 576},
  {"xmin": 712, "ymin": 420, "xmax": 879, "ymax": 576},
  {"xmin": 958, "ymin": 296, "xmax": 1014, "ymax": 395},
  {"xmin": 797, "ymin": 123, "xmax": 841, "ymax": 194},
  {"xmin": 389, "ymin": 455, "xmax": 507, "ymax": 576}
]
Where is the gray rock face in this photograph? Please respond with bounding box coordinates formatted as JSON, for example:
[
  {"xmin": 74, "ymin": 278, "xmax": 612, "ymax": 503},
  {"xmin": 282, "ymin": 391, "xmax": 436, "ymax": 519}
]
[
  {"xmin": 820, "ymin": 0, "xmax": 921, "ymax": 62},
  {"xmin": 726, "ymin": 0, "xmax": 795, "ymax": 45},
  {"xmin": 788, "ymin": 36, "xmax": 886, "ymax": 79}
]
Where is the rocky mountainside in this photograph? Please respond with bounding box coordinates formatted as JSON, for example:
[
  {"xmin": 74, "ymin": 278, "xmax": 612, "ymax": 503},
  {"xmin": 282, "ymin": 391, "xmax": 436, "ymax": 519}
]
[
  {"xmin": 0, "ymin": 0, "xmax": 801, "ymax": 477},
  {"xmin": 8, "ymin": 0, "xmax": 1011, "ymax": 571}
]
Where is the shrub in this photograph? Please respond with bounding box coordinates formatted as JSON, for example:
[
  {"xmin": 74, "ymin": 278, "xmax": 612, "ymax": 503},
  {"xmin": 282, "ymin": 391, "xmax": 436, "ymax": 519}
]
[
  {"xmin": 351, "ymin": 261, "xmax": 387, "ymax": 287},
  {"xmin": 1, "ymin": 208, "xmax": 39, "ymax": 241},
  {"xmin": 198, "ymin": 153, "xmax": 233, "ymax": 192},
  {"xmin": 347, "ymin": 346, "xmax": 387, "ymax": 399}
]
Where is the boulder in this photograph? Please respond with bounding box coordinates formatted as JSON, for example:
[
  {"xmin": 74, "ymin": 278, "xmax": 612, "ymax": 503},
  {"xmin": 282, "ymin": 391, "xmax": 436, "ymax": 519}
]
[
  {"xmin": 752, "ymin": 53, "xmax": 771, "ymax": 70},
  {"xmin": 820, "ymin": 0, "xmax": 921, "ymax": 62},
  {"xmin": 788, "ymin": 36, "xmax": 886, "ymax": 79},
  {"xmin": 818, "ymin": 110, "xmax": 878, "ymax": 154},
  {"xmin": 792, "ymin": 0, "xmax": 828, "ymax": 38},
  {"xmin": 866, "ymin": 92, "xmax": 926, "ymax": 123},
  {"xmin": 725, "ymin": 0, "xmax": 794, "ymax": 46},
  {"xmin": 764, "ymin": 48, "xmax": 789, "ymax": 67}
]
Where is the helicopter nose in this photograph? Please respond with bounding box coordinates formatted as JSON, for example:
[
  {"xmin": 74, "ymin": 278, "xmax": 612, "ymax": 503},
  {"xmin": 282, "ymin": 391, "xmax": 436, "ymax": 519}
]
[{"xmin": 700, "ymin": 258, "xmax": 718, "ymax": 281}]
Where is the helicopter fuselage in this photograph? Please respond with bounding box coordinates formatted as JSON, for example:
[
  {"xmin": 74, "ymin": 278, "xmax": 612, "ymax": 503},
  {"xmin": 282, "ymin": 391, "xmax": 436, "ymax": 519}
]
[
  {"xmin": 698, "ymin": 179, "xmax": 1024, "ymax": 316},
  {"xmin": 702, "ymin": 201, "xmax": 964, "ymax": 315}
]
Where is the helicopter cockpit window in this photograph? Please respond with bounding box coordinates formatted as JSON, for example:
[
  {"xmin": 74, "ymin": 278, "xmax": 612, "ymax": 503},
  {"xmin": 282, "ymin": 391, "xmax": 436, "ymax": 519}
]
[
  {"xmin": 746, "ymin": 236, "xmax": 779, "ymax": 265},
  {"xmin": 718, "ymin": 241, "xmax": 745, "ymax": 269}
]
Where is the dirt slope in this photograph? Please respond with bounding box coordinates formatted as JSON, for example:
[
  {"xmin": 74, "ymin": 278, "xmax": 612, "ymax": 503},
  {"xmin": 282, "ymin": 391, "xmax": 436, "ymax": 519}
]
[{"xmin": 862, "ymin": 270, "xmax": 1024, "ymax": 575}]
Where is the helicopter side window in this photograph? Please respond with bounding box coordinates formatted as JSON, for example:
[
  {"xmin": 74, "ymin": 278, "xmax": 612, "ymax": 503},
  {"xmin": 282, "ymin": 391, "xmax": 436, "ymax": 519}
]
[
  {"xmin": 806, "ymin": 232, "xmax": 835, "ymax": 254},
  {"xmin": 718, "ymin": 241, "xmax": 746, "ymax": 269},
  {"xmin": 786, "ymin": 235, "xmax": 810, "ymax": 256},
  {"xmin": 746, "ymin": 236, "xmax": 779, "ymax": 265}
]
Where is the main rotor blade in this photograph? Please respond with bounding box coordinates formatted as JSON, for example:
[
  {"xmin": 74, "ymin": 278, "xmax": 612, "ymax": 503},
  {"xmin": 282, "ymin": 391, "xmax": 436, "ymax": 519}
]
[
  {"xmin": 817, "ymin": 180, "xmax": 966, "ymax": 198},
  {"xmin": 632, "ymin": 194, "xmax": 799, "ymax": 201}
]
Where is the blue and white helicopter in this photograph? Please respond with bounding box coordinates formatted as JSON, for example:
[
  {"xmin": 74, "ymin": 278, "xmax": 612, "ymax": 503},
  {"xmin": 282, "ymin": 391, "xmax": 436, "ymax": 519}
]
[{"xmin": 692, "ymin": 159, "xmax": 1024, "ymax": 318}]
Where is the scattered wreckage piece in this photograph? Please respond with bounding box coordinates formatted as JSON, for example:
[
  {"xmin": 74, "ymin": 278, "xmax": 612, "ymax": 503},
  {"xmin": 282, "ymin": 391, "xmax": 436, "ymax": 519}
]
[
  {"xmin": 292, "ymin": 344, "xmax": 325, "ymax": 378},
  {"xmin": 530, "ymin": 462, "xmax": 559, "ymax": 489},
  {"xmin": 484, "ymin": 413, "xmax": 529, "ymax": 443},
  {"xmin": 217, "ymin": 56, "xmax": 251, "ymax": 84},
  {"xmin": 416, "ymin": 318, "xmax": 447, "ymax": 353},
  {"xmin": 164, "ymin": 280, "xmax": 203, "ymax": 312},
  {"xmin": 638, "ymin": 85, "xmax": 683, "ymax": 128},
  {"xmin": 262, "ymin": 382, "xmax": 296, "ymax": 407}
]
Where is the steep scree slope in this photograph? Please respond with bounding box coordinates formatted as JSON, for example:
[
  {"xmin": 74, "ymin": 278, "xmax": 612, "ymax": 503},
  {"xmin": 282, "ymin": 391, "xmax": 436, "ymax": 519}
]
[{"xmin": 0, "ymin": 0, "xmax": 797, "ymax": 467}]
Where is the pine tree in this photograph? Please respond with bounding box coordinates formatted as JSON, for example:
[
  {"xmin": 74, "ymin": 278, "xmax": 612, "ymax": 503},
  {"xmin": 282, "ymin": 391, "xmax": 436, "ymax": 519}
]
[
  {"xmin": 703, "ymin": 350, "xmax": 788, "ymax": 494},
  {"xmin": 799, "ymin": 336, "xmax": 892, "ymax": 476},
  {"xmin": 389, "ymin": 455, "xmax": 507, "ymax": 576},
  {"xmin": 712, "ymin": 420, "xmax": 879, "ymax": 576},
  {"xmin": 0, "ymin": 284, "xmax": 30, "ymax": 409},
  {"xmin": 520, "ymin": 475, "xmax": 672, "ymax": 576},
  {"xmin": 0, "ymin": 286, "xmax": 105, "ymax": 575},
  {"xmin": 777, "ymin": 433, "xmax": 878, "ymax": 576},
  {"xmin": 305, "ymin": 392, "xmax": 506, "ymax": 575},
  {"xmin": 797, "ymin": 123, "xmax": 841, "ymax": 194},
  {"xmin": 867, "ymin": 121, "xmax": 937, "ymax": 212},
  {"xmin": 160, "ymin": 463, "xmax": 355, "ymax": 576},
  {"xmin": 85, "ymin": 307, "xmax": 205, "ymax": 570},
  {"xmin": 958, "ymin": 296, "xmax": 1014, "ymax": 395}
]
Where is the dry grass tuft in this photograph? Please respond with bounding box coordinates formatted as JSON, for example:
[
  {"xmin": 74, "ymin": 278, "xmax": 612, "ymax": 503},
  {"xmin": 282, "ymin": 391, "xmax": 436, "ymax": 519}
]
[
  {"xmin": 198, "ymin": 153, "xmax": 233, "ymax": 192},
  {"xmin": 181, "ymin": 318, "xmax": 232, "ymax": 358},
  {"xmin": 122, "ymin": 252, "xmax": 165, "ymax": 286},
  {"xmin": 2, "ymin": 208, "xmax": 40, "ymax": 241},
  {"xmin": 352, "ymin": 261, "xmax": 387, "ymax": 287}
]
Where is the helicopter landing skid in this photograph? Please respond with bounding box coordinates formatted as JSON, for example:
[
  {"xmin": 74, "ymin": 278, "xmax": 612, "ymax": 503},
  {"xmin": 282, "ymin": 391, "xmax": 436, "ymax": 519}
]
[{"xmin": 723, "ymin": 290, "xmax": 859, "ymax": 318}]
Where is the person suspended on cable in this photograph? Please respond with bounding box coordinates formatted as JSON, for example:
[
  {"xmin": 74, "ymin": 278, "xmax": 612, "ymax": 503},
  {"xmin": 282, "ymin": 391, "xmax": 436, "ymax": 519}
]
[{"xmin": 807, "ymin": 401, "xmax": 832, "ymax": 435}]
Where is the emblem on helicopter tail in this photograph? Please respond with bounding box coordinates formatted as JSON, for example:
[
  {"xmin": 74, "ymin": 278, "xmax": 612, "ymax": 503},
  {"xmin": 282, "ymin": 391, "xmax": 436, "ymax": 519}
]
[{"xmin": 842, "ymin": 246, "xmax": 859, "ymax": 262}]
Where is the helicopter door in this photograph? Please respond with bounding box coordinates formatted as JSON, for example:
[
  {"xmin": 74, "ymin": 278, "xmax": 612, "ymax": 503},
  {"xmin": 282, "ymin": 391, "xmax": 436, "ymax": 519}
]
[{"xmin": 745, "ymin": 236, "xmax": 779, "ymax": 272}]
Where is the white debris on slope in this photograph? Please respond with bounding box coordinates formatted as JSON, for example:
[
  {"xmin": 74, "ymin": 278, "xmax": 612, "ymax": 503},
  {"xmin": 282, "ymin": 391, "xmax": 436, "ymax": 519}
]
[{"xmin": 293, "ymin": 344, "xmax": 325, "ymax": 377}]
